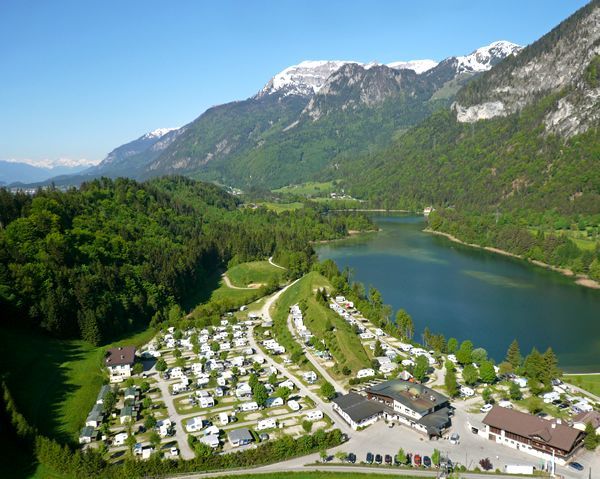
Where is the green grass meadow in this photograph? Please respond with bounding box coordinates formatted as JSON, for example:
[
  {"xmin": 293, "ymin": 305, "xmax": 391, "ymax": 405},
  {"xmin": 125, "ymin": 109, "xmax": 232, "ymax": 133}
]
[{"xmin": 227, "ymin": 260, "xmax": 286, "ymax": 288}]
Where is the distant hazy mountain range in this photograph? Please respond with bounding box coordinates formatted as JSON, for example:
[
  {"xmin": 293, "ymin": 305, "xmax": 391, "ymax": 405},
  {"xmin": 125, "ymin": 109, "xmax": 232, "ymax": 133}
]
[{"xmin": 0, "ymin": 159, "xmax": 95, "ymax": 186}]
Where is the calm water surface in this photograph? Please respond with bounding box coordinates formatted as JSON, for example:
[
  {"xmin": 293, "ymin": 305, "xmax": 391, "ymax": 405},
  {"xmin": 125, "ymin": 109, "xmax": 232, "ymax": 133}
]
[{"xmin": 316, "ymin": 215, "xmax": 600, "ymax": 372}]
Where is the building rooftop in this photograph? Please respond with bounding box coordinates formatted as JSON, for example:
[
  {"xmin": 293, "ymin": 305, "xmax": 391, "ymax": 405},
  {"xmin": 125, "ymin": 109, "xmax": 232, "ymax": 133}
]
[
  {"xmin": 120, "ymin": 405, "xmax": 133, "ymax": 417},
  {"xmin": 367, "ymin": 380, "xmax": 449, "ymax": 414},
  {"xmin": 483, "ymin": 406, "xmax": 583, "ymax": 452},
  {"xmin": 332, "ymin": 392, "xmax": 384, "ymax": 422},
  {"xmin": 228, "ymin": 427, "xmax": 253, "ymax": 443},
  {"xmin": 573, "ymin": 410, "xmax": 600, "ymax": 429},
  {"xmin": 105, "ymin": 346, "xmax": 136, "ymax": 367},
  {"xmin": 80, "ymin": 426, "xmax": 96, "ymax": 438}
]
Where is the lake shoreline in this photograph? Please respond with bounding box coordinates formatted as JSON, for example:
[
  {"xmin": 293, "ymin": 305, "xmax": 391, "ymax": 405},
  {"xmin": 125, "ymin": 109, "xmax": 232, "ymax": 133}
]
[{"xmin": 424, "ymin": 228, "xmax": 600, "ymax": 290}]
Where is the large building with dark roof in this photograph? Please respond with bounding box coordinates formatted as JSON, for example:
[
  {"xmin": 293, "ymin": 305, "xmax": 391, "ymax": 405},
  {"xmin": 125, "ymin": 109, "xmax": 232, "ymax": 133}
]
[
  {"xmin": 482, "ymin": 406, "xmax": 585, "ymax": 465},
  {"xmin": 332, "ymin": 379, "xmax": 452, "ymax": 437},
  {"xmin": 105, "ymin": 346, "xmax": 136, "ymax": 383}
]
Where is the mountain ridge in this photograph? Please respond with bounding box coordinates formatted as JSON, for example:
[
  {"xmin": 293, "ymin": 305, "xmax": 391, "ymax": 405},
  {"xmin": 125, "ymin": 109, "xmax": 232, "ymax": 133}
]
[{"xmin": 117, "ymin": 40, "xmax": 520, "ymax": 188}]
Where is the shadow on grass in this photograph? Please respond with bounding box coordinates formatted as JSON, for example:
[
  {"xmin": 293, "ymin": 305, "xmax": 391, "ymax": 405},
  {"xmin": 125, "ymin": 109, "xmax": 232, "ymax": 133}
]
[
  {"xmin": 181, "ymin": 268, "xmax": 222, "ymax": 313},
  {"xmin": 0, "ymin": 327, "xmax": 95, "ymax": 446}
]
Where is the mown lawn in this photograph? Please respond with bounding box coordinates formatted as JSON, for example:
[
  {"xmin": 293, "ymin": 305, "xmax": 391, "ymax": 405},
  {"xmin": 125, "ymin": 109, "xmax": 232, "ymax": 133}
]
[
  {"xmin": 564, "ymin": 374, "xmax": 600, "ymax": 396},
  {"xmin": 227, "ymin": 260, "xmax": 286, "ymax": 288},
  {"xmin": 273, "ymin": 181, "xmax": 336, "ymax": 197}
]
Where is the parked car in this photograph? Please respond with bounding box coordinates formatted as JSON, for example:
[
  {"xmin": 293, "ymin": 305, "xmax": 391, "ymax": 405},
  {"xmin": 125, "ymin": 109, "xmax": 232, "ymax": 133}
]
[
  {"xmin": 423, "ymin": 456, "xmax": 432, "ymax": 468},
  {"xmin": 375, "ymin": 454, "xmax": 383, "ymax": 464},
  {"xmin": 388, "ymin": 421, "xmax": 394, "ymax": 428},
  {"xmin": 406, "ymin": 453, "xmax": 413, "ymax": 465},
  {"xmin": 413, "ymin": 454, "xmax": 422, "ymax": 467},
  {"xmin": 347, "ymin": 453, "xmax": 356, "ymax": 464},
  {"xmin": 480, "ymin": 404, "xmax": 493, "ymax": 413},
  {"xmin": 568, "ymin": 462, "xmax": 584, "ymax": 471},
  {"xmin": 259, "ymin": 433, "xmax": 269, "ymax": 441},
  {"xmin": 366, "ymin": 452, "xmax": 374, "ymax": 464},
  {"xmin": 450, "ymin": 433, "xmax": 460, "ymax": 445},
  {"xmin": 385, "ymin": 454, "xmax": 392, "ymax": 465},
  {"xmin": 536, "ymin": 412, "xmax": 548, "ymax": 418},
  {"xmin": 170, "ymin": 447, "xmax": 179, "ymax": 457}
]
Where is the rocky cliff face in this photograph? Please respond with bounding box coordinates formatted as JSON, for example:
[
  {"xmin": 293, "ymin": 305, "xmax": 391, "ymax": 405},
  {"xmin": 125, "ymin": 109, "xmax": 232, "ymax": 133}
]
[{"xmin": 454, "ymin": 0, "xmax": 600, "ymax": 137}]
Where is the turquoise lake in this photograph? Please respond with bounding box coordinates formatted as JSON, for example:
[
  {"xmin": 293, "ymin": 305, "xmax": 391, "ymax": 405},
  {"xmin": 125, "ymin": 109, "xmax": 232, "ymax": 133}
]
[{"xmin": 316, "ymin": 215, "xmax": 600, "ymax": 373}]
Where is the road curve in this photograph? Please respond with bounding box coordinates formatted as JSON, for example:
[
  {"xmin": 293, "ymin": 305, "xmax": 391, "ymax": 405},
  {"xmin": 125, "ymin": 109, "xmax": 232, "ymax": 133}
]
[{"xmin": 268, "ymin": 256, "xmax": 287, "ymax": 270}]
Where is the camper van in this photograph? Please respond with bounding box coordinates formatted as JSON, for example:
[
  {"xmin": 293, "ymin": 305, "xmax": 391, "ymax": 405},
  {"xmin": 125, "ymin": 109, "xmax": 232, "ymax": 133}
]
[
  {"xmin": 256, "ymin": 418, "xmax": 277, "ymax": 431},
  {"xmin": 239, "ymin": 401, "xmax": 259, "ymax": 412},
  {"xmin": 305, "ymin": 410, "xmax": 324, "ymax": 421},
  {"xmin": 219, "ymin": 412, "xmax": 229, "ymax": 426}
]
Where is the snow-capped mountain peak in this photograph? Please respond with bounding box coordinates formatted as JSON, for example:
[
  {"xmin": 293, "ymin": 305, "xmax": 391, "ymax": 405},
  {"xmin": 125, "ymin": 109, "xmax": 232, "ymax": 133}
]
[
  {"xmin": 143, "ymin": 127, "xmax": 178, "ymax": 140},
  {"xmin": 258, "ymin": 60, "xmax": 362, "ymax": 97},
  {"xmin": 386, "ymin": 59, "xmax": 438, "ymax": 74},
  {"xmin": 454, "ymin": 40, "xmax": 522, "ymax": 73}
]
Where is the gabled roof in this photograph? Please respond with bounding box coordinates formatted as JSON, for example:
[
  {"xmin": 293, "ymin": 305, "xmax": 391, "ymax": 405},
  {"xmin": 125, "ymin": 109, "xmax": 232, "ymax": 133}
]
[
  {"xmin": 367, "ymin": 380, "xmax": 449, "ymax": 414},
  {"xmin": 105, "ymin": 346, "xmax": 136, "ymax": 366},
  {"xmin": 483, "ymin": 406, "xmax": 583, "ymax": 452}
]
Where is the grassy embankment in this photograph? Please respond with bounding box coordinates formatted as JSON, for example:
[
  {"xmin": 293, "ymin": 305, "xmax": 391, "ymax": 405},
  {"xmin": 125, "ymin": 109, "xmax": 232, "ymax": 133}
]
[
  {"xmin": 270, "ymin": 272, "xmax": 370, "ymax": 378},
  {"xmin": 563, "ymin": 374, "xmax": 600, "ymax": 396},
  {"xmin": 227, "ymin": 260, "xmax": 286, "ymax": 288}
]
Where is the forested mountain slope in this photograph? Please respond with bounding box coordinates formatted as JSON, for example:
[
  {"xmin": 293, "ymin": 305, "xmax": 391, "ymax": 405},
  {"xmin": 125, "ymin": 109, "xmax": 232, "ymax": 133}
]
[
  {"xmin": 342, "ymin": 0, "xmax": 600, "ymax": 216},
  {"xmin": 0, "ymin": 177, "xmax": 372, "ymax": 343},
  {"xmin": 57, "ymin": 43, "xmax": 517, "ymax": 190}
]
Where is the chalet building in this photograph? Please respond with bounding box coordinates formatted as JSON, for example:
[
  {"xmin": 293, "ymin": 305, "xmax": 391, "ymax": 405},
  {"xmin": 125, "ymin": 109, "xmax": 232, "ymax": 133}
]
[
  {"xmin": 332, "ymin": 379, "xmax": 452, "ymax": 437},
  {"xmin": 482, "ymin": 406, "xmax": 585, "ymax": 465},
  {"xmin": 105, "ymin": 346, "xmax": 136, "ymax": 383}
]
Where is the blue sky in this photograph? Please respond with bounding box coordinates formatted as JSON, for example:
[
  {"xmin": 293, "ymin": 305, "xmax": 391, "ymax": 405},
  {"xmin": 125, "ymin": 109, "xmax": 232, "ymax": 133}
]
[{"xmin": 0, "ymin": 0, "xmax": 590, "ymax": 164}]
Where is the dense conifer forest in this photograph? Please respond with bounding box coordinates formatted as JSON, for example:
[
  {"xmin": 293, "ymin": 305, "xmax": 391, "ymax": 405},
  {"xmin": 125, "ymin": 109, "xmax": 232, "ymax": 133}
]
[{"xmin": 0, "ymin": 176, "xmax": 372, "ymax": 343}]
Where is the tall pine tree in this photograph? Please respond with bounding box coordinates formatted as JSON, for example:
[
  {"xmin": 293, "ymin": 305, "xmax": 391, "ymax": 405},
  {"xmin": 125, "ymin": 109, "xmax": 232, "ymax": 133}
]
[{"xmin": 506, "ymin": 339, "xmax": 522, "ymax": 369}]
